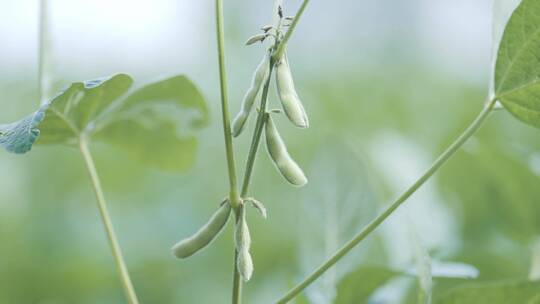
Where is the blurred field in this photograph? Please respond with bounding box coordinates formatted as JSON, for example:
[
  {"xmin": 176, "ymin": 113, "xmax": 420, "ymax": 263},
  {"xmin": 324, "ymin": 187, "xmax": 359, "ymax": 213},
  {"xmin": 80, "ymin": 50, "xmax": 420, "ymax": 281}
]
[{"xmin": 1, "ymin": 0, "xmax": 538, "ymax": 303}]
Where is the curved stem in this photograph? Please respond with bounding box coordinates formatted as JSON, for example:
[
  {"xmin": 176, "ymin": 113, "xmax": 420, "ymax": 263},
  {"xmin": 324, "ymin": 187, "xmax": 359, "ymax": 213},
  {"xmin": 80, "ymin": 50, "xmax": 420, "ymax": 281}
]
[
  {"xmin": 276, "ymin": 99, "xmax": 497, "ymax": 304},
  {"xmin": 79, "ymin": 137, "xmax": 139, "ymax": 304},
  {"xmin": 215, "ymin": 0, "xmax": 241, "ymax": 209}
]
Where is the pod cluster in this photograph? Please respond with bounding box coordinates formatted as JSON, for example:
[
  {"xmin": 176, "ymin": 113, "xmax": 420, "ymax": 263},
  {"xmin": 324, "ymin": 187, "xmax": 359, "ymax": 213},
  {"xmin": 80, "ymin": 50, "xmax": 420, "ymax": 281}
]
[{"xmin": 232, "ymin": 6, "xmax": 309, "ymax": 187}]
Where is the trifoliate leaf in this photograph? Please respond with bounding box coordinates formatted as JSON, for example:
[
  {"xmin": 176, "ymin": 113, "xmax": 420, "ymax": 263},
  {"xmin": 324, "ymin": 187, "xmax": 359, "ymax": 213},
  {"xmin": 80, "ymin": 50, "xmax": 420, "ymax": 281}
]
[{"xmin": 494, "ymin": 0, "xmax": 540, "ymax": 128}]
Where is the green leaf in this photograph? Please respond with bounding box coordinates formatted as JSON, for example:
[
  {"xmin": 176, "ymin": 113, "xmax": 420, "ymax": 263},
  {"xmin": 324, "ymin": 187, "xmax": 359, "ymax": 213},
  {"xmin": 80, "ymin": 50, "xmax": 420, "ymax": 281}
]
[
  {"xmin": 0, "ymin": 108, "xmax": 45, "ymax": 154},
  {"xmin": 1, "ymin": 73, "xmax": 208, "ymax": 171},
  {"xmin": 334, "ymin": 266, "xmax": 399, "ymax": 304},
  {"xmin": 435, "ymin": 280, "xmax": 540, "ymax": 304},
  {"xmin": 37, "ymin": 74, "xmax": 133, "ymax": 145},
  {"xmin": 94, "ymin": 75, "xmax": 209, "ymax": 171},
  {"xmin": 494, "ymin": 0, "xmax": 540, "ymax": 128}
]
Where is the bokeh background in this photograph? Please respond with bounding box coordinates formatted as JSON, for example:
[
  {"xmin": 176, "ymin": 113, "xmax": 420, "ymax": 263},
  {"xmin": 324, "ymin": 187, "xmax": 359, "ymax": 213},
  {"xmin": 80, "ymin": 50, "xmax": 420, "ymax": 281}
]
[{"xmin": 0, "ymin": 0, "xmax": 537, "ymax": 303}]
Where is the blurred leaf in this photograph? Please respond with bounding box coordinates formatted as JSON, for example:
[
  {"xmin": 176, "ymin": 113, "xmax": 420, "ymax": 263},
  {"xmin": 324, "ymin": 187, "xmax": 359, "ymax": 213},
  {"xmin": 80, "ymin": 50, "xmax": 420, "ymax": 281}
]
[
  {"xmin": 94, "ymin": 75, "xmax": 209, "ymax": 171},
  {"xmin": 334, "ymin": 266, "xmax": 399, "ymax": 304},
  {"xmin": 435, "ymin": 280, "xmax": 540, "ymax": 304},
  {"xmin": 37, "ymin": 74, "xmax": 133, "ymax": 145},
  {"xmin": 299, "ymin": 143, "xmax": 382, "ymax": 303},
  {"xmin": 2, "ymin": 74, "xmax": 208, "ymax": 171},
  {"xmin": 495, "ymin": 0, "xmax": 540, "ymax": 128},
  {"xmin": 409, "ymin": 226, "xmax": 432, "ymax": 304},
  {"xmin": 0, "ymin": 108, "xmax": 45, "ymax": 154}
]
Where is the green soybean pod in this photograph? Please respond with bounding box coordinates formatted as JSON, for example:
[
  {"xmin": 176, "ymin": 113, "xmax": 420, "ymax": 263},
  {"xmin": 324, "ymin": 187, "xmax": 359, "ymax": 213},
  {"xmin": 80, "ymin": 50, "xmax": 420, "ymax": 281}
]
[
  {"xmin": 264, "ymin": 115, "xmax": 308, "ymax": 186},
  {"xmin": 232, "ymin": 52, "xmax": 271, "ymax": 137},
  {"xmin": 234, "ymin": 207, "xmax": 254, "ymax": 281},
  {"xmin": 275, "ymin": 53, "xmax": 309, "ymax": 128},
  {"xmin": 234, "ymin": 207, "xmax": 251, "ymax": 253},
  {"xmin": 172, "ymin": 202, "xmax": 232, "ymax": 259},
  {"xmin": 237, "ymin": 250, "xmax": 254, "ymax": 282}
]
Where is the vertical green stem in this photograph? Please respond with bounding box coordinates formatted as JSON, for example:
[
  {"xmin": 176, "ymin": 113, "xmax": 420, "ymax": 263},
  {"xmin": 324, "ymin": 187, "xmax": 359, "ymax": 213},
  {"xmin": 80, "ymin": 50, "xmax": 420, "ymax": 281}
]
[
  {"xmin": 38, "ymin": 0, "xmax": 50, "ymax": 105},
  {"xmin": 79, "ymin": 137, "xmax": 139, "ymax": 304},
  {"xmin": 214, "ymin": 0, "xmax": 244, "ymax": 303},
  {"xmin": 275, "ymin": 99, "xmax": 497, "ymax": 303},
  {"xmin": 215, "ymin": 0, "xmax": 241, "ymax": 209}
]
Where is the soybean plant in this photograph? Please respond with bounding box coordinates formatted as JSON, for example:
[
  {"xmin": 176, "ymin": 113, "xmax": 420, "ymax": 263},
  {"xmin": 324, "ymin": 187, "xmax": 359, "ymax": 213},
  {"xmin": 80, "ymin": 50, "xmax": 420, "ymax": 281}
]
[{"xmin": 171, "ymin": 0, "xmax": 310, "ymax": 301}]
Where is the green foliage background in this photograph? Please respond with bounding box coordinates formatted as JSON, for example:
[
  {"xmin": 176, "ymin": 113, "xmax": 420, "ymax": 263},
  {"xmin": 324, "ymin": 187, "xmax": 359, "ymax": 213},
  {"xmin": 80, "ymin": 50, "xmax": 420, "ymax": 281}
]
[{"xmin": 1, "ymin": 0, "xmax": 539, "ymax": 303}]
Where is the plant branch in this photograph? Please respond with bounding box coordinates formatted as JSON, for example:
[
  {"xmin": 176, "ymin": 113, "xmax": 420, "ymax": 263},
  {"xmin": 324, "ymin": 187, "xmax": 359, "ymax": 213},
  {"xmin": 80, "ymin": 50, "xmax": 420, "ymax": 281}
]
[
  {"xmin": 272, "ymin": 0, "xmax": 310, "ymax": 61},
  {"xmin": 215, "ymin": 0, "xmax": 241, "ymax": 209},
  {"xmin": 241, "ymin": 62, "xmax": 274, "ymax": 197},
  {"xmin": 79, "ymin": 136, "xmax": 139, "ymax": 304},
  {"xmin": 275, "ymin": 99, "xmax": 498, "ymax": 303}
]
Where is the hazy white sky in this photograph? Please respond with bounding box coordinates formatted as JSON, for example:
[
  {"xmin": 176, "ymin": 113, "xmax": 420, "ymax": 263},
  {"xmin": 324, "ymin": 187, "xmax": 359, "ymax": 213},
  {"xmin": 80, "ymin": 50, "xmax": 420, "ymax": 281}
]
[{"xmin": 0, "ymin": 0, "xmax": 520, "ymax": 86}]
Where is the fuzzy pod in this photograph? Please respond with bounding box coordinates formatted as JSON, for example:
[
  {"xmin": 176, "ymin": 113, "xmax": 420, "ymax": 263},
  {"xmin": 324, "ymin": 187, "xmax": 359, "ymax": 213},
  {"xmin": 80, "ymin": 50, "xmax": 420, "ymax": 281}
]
[
  {"xmin": 172, "ymin": 202, "xmax": 232, "ymax": 259},
  {"xmin": 232, "ymin": 53, "xmax": 271, "ymax": 137},
  {"xmin": 275, "ymin": 54, "xmax": 309, "ymax": 128},
  {"xmin": 234, "ymin": 207, "xmax": 251, "ymax": 253},
  {"xmin": 237, "ymin": 250, "xmax": 254, "ymax": 282},
  {"xmin": 264, "ymin": 115, "xmax": 308, "ymax": 186}
]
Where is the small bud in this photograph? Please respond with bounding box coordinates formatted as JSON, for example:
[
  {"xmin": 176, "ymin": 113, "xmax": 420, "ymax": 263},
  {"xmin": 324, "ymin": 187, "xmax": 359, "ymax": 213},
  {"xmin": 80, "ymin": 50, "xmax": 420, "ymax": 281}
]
[{"xmin": 245, "ymin": 33, "xmax": 267, "ymax": 45}]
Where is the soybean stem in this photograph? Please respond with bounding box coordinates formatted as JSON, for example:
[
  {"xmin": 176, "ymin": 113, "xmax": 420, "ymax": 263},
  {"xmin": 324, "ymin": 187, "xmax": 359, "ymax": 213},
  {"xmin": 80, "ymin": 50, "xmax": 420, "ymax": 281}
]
[
  {"xmin": 215, "ymin": 0, "xmax": 241, "ymax": 209},
  {"xmin": 275, "ymin": 99, "xmax": 497, "ymax": 304},
  {"xmin": 38, "ymin": 0, "xmax": 50, "ymax": 105},
  {"xmin": 241, "ymin": 62, "xmax": 274, "ymax": 197},
  {"xmin": 79, "ymin": 136, "xmax": 139, "ymax": 304},
  {"xmin": 273, "ymin": 0, "xmax": 310, "ymax": 61}
]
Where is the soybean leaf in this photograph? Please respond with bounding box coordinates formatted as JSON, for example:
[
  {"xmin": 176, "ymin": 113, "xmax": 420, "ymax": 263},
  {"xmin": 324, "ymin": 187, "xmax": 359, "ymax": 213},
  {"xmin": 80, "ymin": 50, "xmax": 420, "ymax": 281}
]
[
  {"xmin": 1, "ymin": 73, "xmax": 209, "ymax": 171},
  {"xmin": 334, "ymin": 266, "xmax": 399, "ymax": 304},
  {"xmin": 93, "ymin": 75, "xmax": 208, "ymax": 171},
  {"xmin": 0, "ymin": 108, "xmax": 46, "ymax": 154},
  {"xmin": 494, "ymin": 0, "xmax": 540, "ymax": 128},
  {"xmin": 37, "ymin": 74, "xmax": 133, "ymax": 145},
  {"xmin": 435, "ymin": 280, "xmax": 540, "ymax": 304}
]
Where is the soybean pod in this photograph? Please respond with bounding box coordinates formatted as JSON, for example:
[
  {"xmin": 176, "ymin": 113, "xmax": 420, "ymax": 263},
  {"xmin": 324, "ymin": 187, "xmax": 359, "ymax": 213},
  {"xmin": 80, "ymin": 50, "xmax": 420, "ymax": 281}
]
[
  {"xmin": 172, "ymin": 202, "xmax": 232, "ymax": 259},
  {"xmin": 264, "ymin": 114, "xmax": 308, "ymax": 186},
  {"xmin": 235, "ymin": 207, "xmax": 253, "ymax": 281},
  {"xmin": 232, "ymin": 52, "xmax": 271, "ymax": 137},
  {"xmin": 275, "ymin": 53, "xmax": 309, "ymax": 128}
]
